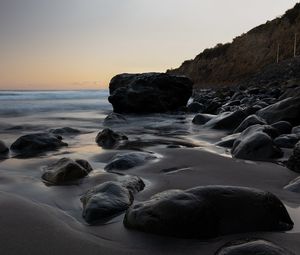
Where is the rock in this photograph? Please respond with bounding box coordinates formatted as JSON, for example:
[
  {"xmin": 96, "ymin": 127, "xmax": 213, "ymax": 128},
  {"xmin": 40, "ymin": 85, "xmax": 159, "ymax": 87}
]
[
  {"xmin": 81, "ymin": 177, "xmax": 145, "ymax": 224},
  {"xmin": 192, "ymin": 114, "xmax": 214, "ymax": 125},
  {"xmin": 284, "ymin": 176, "xmax": 300, "ymax": 193},
  {"xmin": 187, "ymin": 102, "xmax": 205, "ymax": 113},
  {"xmin": 204, "ymin": 110, "xmax": 248, "ymax": 131},
  {"xmin": 274, "ymin": 134, "xmax": 300, "ymax": 148},
  {"xmin": 0, "ymin": 140, "xmax": 9, "ymax": 154},
  {"xmin": 233, "ymin": 114, "xmax": 266, "ymax": 133},
  {"xmin": 257, "ymin": 96, "xmax": 300, "ymax": 125},
  {"xmin": 10, "ymin": 133, "xmax": 68, "ymax": 155},
  {"xmin": 292, "ymin": 125, "xmax": 300, "ymax": 135},
  {"xmin": 81, "ymin": 182, "xmax": 132, "ymax": 224},
  {"xmin": 232, "ymin": 125, "xmax": 282, "ymax": 161},
  {"xmin": 105, "ymin": 152, "xmax": 156, "ymax": 171},
  {"xmin": 108, "ymin": 73, "xmax": 193, "ymax": 114},
  {"xmin": 271, "ymin": 121, "xmax": 293, "ymax": 135},
  {"xmin": 49, "ymin": 127, "xmax": 81, "ymax": 135},
  {"xmin": 95, "ymin": 128, "xmax": 128, "ymax": 149},
  {"xmin": 216, "ymin": 239, "xmax": 295, "ymax": 255},
  {"xmin": 42, "ymin": 158, "xmax": 93, "ymax": 185},
  {"xmin": 124, "ymin": 186, "xmax": 293, "ymax": 239},
  {"xmin": 287, "ymin": 141, "xmax": 300, "ymax": 172},
  {"xmin": 215, "ymin": 133, "xmax": 240, "ymax": 148},
  {"xmin": 203, "ymin": 100, "xmax": 222, "ymax": 114},
  {"xmin": 103, "ymin": 113, "xmax": 127, "ymax": 126}
]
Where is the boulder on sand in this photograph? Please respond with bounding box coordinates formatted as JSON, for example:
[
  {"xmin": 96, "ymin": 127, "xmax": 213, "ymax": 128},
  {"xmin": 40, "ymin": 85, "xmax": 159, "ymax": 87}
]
[
  {"xmin": 42, "ymin": 158, "xmax": 93, "ymax": 185},
  {"xmin": 10, "ymin": 133, "xmax": 67, "ymax": 155},
  {"xmin": 257, "ymin": 96, "xmax": 300, "ymax": 125},
  {"xmin": 232, "ymin": 125, "xmax": 282, "ymax": 161},
  {"xmin": 81, "ymin": 177, "xmax": 145, "ymax": 224},
  {"xmin": 216, "ymin": 239, "xmax": 295, "ymax": 255},
  {"xmin": 233, "ymin": 114, "xmax": 266, "ymax": 133},
  {"xmin": 108, "ymin": 73, "xmax": 193, "ymax": 113},
  {"xmin": 124, "ymin": 185, "xmax": 293, "ymax": 239},
  {"xmin": 95, "ymin": 128, "xmax": 128, "ymax": 149}
]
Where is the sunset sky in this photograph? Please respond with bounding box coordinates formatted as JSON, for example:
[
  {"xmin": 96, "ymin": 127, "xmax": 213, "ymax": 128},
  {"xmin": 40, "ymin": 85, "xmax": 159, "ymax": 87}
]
[{"xmin": 0, "ymin": 0, "xmax": 298, "ymax": 90}]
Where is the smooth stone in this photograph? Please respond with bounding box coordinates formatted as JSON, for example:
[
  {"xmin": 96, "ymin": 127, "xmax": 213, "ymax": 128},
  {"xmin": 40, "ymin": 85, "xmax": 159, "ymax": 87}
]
[
  {"xmin": 233, "ymin": 114, "xmax": 266, "ymax": 133},
  {"xmin": 187, "ymin": 102, "xmax": 205, "ymax": 113},
  {"xmin": 271, "ymin": 121, "xmax": 293, "ymax": 135},
  {"xmin": 274, "ymin": 134, "xmax": 300, "ymax": 148},
  {"xmin": 108, "ymin": 73, "xmax": 193, "ymax": 114},
  {"xmin": 257, "ymin": 96, "xmax": 300, "ymax": 125},
  {"xmin": 124, "ymin": 186, "xmax": 293, "ymax": 239},
  {"xmin": 10, "ymin": 133, "xmax": 68, "ymax": 155},
  {"xmin": 204, "ymin": 110, "xmax": 248, "ymax": 131},
  {"xmin": 287, "ymin": 141, "xmax": 300, "ymax": 172},
  {"xmin": 81, "ymin": 177, "xmax": 145, "ymax": 224},
  {"xmin": 95, "ymin": 128, "xmax": 128, "ymax": 149},
  {"xmin": 292, "ymin": 125, "xmax": 300, "ymax": 135},
  {"xmin": 192, "ymin": 114, "xmax": 214, "ymax": 125},
  {"xmin": 216, "ymin": 239, "xmax": 295, "ymax": 255},
  {"xmin": 232, "ymin": 125, "xmax": 282, "ymax": 161},
  {"xmin": 105, "ymin": 152, "xmax": 157, "ymax": 171},
  {"xmin": 42, "ymin": 158, "xmax": 93, "ymax": 185},
  {"xmin": 215, "ymin": 133, "xmax": 240, "ymax": 148}
]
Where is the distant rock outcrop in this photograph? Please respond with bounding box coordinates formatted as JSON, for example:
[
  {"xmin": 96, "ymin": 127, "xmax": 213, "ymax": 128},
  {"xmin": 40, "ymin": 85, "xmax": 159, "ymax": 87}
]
[{"xmin": 108, "ymin": 73, "xmax": 193, "ymax": 113}]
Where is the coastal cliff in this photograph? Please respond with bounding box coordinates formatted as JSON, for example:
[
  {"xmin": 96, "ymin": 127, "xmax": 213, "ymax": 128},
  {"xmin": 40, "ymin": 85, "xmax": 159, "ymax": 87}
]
[{"xmin": 168, "ymin": 3, "xmax": 300, "ymax": 88}]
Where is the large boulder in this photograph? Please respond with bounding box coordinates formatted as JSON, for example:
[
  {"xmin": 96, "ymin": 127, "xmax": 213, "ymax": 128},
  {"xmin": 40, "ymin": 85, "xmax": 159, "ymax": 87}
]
[
  {"xmin": 192, "ymin": 114, "xmax": 214, "ymax": 125},
  {"xmin": 0, "ymin": 140, "xmax": 9, "ymax": 154},
  {"xmin": 10, "ymin": 133, "xmax": 67, "ymax": 155},
  {"xmin": 274, "ymin": 134, "xmax": 300, "ymax": 149},
  {"xmin": 95, "ymin": 128, "xmax": 128, "ymax": 149},
  {"xmin": 287, "ymin": 141, "xmax": 300, "ymax": 172},
  {"xmin": 108, "ymin": 73, "xmax": 193, "ymax": 113},
  {"xmin": 257, "ymin": 96, "xmax": 300, "ymax": 125},
  {"xmin": 271, "ymin": 121, "xmax": 292, "ymax": 135},
  {"xmin": 81, "ymin": 177, "xmax": 145, "ymax": 224},
  {"xmin": 204, "ymin": 110, "xmax": 248, "ymax": 131},
  {"xmin": 232, "ymin": 125, "xmax": 282, "ymax": 161},
  {"xmin": 216, "ymin": 239, "xmax": 295, "ymax": 255},
  {"xmin": 42, "ymin": 158, "xmax": 93, "ymax": 185},
  {"xmin": 124, "ymin": 186, "xmax": 293, "ymax": 239},
  {"xmin": 105, "ymin": 152, "xmax": 157, "ymax": 171},
  {"xmin": 233, "ymin": 114, "xmax": 266, "ymax": 133}
]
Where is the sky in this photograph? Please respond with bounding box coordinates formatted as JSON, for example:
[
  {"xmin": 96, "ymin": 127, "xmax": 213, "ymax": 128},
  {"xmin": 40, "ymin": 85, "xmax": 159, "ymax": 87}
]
[{"xmin": 0, "ymin": 0, "xmax": 298, "ymax": 90}]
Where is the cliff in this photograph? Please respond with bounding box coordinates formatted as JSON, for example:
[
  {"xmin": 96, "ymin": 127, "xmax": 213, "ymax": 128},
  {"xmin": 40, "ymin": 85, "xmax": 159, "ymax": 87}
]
[{"xmin": 168, "ymin": 3, "xmax": 300, "ymax": 88}]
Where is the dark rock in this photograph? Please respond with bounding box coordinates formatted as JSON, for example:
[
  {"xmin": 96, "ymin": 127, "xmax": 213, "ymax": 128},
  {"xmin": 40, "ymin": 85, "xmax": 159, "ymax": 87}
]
[
  {"xmin": 216, "ymin": 239, "xmax": 295, "ymax": 255},
  {"xmin": 204, "ymin": 110, "xmax": 248, "ymax": 131},
  {"xmin": 10, "ymin": 133, "xmax": 67, "ymax": 155},
  {"xmin": 81, "ymin": 177, "xmax": 145, "ymax": 224},
  {"xmin": 187, "ymin": 102, "xmax": 205, "ymax": 113},
  {"xmin": 233, "ymin": 114, "xmax": 266, "ymax": 133},
  {"xmin": 204, "ymin": 100, "xmax": 222, "ymax": 114},
  {"xmin": 0, "ymin": 140, "xmax": 9, "ymax": 154},
  {"xmin": 232, "ymin": 125, "xmax": 282, "ymax": 161},
  {"xmin": 124, "ymin": 186, "xmax": 293, "ymax": 239},
  {"xmin": 108, "ymin": 73, "xmax": 193, "ymax": 114},
  {"xmin": 257, "ymin": 96, "xmax": 300, "ymax": 125},
  {"xmin": 292, "ymin": 125, "xmax": 300, "ymax": 135},
  {"xmin": 81, "ymin": 182, "xmax": 132, "ymax": 224},
  {"xmin": 215, "ymin": 133, "xmax": 240, "ymax": 148},
  {"xmin": 42, "ymin": 158, "xmax": 93, "ymax": 185},
  {"xmin": 287, "ymin": 141, "xmax": 300, "ymax": 172},
  {"xmin": 50, "ymin": 127, "xmax": 81, "ymax": 135},
  {"xmin": 271, "ymin": 121, "xmax": 293, "ymax": 135},
  {"xmin": 192, "ymin": 114, "xmax": 214, "ymax": 125},
  {"xmin": 103, "ymin": 113, "xmax": 127, "ymax": 126},
  {"xmin": 95, "ymin": 128, "xmax": 128, "ymax": 149},
  {"xmin": 105, "ymin": 152, "xmax": 157, "ymax": 171},
  {"xmin": 274, "ymin": 134, "xmax": 300, "ymax": 148}
]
